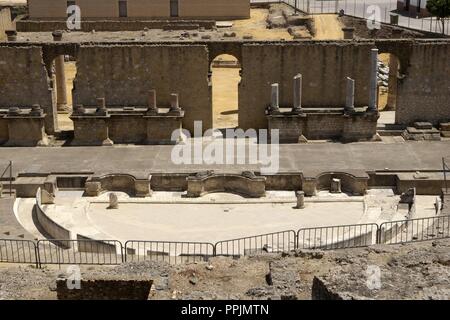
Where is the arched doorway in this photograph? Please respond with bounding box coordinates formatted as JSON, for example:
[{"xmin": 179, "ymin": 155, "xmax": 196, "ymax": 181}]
[
  {"xmin": 211, "ymin": 54, "xmax": 241, "ymax": 131},
  {"xmin": 52, "ymin": 55, "xmax": 77, "ymax": 132},
  {"xmin": 377, "ymin": 53, "xmax": 400, "ymax": 125}
]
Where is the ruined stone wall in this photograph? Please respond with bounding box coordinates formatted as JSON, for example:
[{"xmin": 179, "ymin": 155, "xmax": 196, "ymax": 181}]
[
  {"xmin": 238, "ymin": 42, "xmax": 373, "ymax": 130},
  {"xmin": 73, "ymin": 44, "xmax": 211, "ymax": 132},
  {"xmin": 0, "ymin": 46, "xmax": 56, "ymax": 133},
  {"xmin": 395, "ymin": 40, "xmax": 450, "ymax": 125}
]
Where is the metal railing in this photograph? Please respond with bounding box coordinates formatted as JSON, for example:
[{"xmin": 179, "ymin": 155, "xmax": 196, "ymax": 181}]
[
  {"xmin": 444, "ymin": 157, "xmax": 449, "ymax": 193},
  {"xmin": 252, "ymin": 0, "xmax": 450, "ymax": 35},
  {"xmin": 36, "ymin": 239, "xmax": 124, "ymax": 266},
  {"xmin": 297, "ymin": 223, "xmax": 379, "ymax": 250},
  {"xmin": 0, "ymin": 161, "xmax": 13, "ymax": 197},
  {"xmin": 379, "ymin": 215, "xmax": 450, "ymax": 244},
  {"xmin": 0, "ymin": 239, "xmax": 38, "ymax": 267},
  {"xmin": 124, "ymin": 240, "xmax": 215, "ymax": 264},
  {"xmin": 1, "ymin": 215, "xmax": 450, "ymax": 267},
  {"xmin": 214, "ymin": 230, "xmax": 297, "ymax": 257}
]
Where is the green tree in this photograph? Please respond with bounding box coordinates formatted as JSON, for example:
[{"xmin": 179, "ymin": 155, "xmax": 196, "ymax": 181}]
[{"xmin": 426, "ymin": 0, "xmax": 450, "ymax": 34}]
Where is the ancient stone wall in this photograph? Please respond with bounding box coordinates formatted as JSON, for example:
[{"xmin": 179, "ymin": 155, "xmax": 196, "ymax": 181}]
[
  {"xmin": 73, "ymin": 44, "xmax": 211, "ymax": 132},
  {"xmin": 0, "ymin": 46, "xmax": 56, "ymax": 133},
  {"xmin": 238, "ymin": 42, "xmax": 373, "ymax": 129},
  {"xmin": 395, "ymin": 40, "xmax": 450, "ymax": 125},
  {"xmin": 16, "ymin": 19, "xmax": 215, "ymax": 32}
]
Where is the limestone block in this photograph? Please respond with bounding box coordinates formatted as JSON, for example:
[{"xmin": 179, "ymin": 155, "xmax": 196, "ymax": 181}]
[
  {"xmin": 145, "ymin": 114, "xmax": 184, "ymax": 145},
  {"xmin": 135, "ymin": 180, "xmax": 152, "ymax": 197},
  {"xmin": 302, "ymin": 180, "xmax": 317, "ymax": 197},
  {"xmin": 41, "ymin": 188, "xmax": 55, "ymax": 205},
  {"xmin": 85, "ymin": 181, "xmax": 102, "ymax": 197},
  {"xmin": 71, "ymin": 117, "xmax": 113, "ymax": 146},
  {"xmin": 4, "ymin": 115, "xmax": 48, "ymax": 147}
]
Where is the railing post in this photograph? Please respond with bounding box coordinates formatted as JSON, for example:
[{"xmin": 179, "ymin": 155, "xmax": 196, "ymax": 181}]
[
  {"xmin": 9, "ymin": 161, "xmax": 12, "ymax": 197},
  {"xmin": 376, "ymin": 225, "xmax": 382, "ymax": 244}
]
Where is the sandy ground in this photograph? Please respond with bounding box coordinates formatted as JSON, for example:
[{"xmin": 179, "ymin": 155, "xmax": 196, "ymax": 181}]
[
  {"xmin": 313, "ymin": 14, "xmax": 344, "ymax": 40},
  {"xmin": 231, "ymin": 9, "xmax": 293, "ymax": 40},
  {"xmin": 212, "ymin": 55, "xmax": 240, "ymax": 129}
]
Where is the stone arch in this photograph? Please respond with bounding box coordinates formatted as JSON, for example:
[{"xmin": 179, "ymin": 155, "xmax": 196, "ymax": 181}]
[{"xmin": 209, "ymin": 52, "xmax": 242, "ymax": 130}]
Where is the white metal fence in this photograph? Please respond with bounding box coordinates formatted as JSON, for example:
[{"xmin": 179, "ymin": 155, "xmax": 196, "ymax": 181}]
[{"xmin": 251, "ymin": 0, "xmax": 450, "ymax": 35}]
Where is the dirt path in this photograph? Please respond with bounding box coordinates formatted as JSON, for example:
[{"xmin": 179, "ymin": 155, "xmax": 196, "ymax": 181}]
[
  {"xmin": 231, "ymin": 8, "xmax": 292, "ymax": 40},
  {"xmin": 313, "ymin": 14, "xmax": 344, "ymax": 40}
]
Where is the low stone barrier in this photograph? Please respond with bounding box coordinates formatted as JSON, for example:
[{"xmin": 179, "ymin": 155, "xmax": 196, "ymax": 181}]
[
  {"xmin": 186, "ymin": 171, "xmax": 266, "ymax": 198},
  {"xmin": 84, "ymin": 174, "xmax": 152, "ymax": 197},
  {"xmin": 35, "ymin": 188, "xmax": 72, "ymax": 248}
]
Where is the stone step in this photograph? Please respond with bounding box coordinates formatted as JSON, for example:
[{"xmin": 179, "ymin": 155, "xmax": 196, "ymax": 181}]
[
  {"xmin": 377, "ymin": 129, "xmax": 404, "ymax": 136},
  {"xmin": 376, "ymin": 123, "xmax": 406, "ymax": 131},
  {"xmin": 440, "ymin": 122, "xmax": 450, "ymax": 131},
  {"xmin": 414, "ymin": 121, "xmax": 433, "ymax": 130}
]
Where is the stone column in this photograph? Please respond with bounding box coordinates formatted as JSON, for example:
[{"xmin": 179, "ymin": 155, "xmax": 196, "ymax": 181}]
[
  {"xmin": 345, "ymin": 77, "xmax": 355, "ymax": 113},
  {"xmin": 293, "ymin": 74, "xmax": 303, "ymax": 113},
  {"xmin": 295, "ymin": 191, "xmax": 305, "ymax": 209},
  {"xmin": 270, "ymin": 83, "xmax": 280, "ymax": 113},
  {"xmin": 170, "ymin": 93, "xmax": 182, "ymax": 113},
  {"xmin": 368, "ymin": 48, "xmax": 379, "ymax": 112},
  {"xmin": 147, "ymin": 89, "xmax": 158, "ymax": 114},
  {"xmin": 52, "ymin": 31, "xmax": 68, "ymax": 112}
]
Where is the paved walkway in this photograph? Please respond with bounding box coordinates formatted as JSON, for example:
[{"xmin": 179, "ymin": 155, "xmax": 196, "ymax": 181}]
[{"xmin": 1, "ymin": 140, "xmax": 449, "ymax": 176}]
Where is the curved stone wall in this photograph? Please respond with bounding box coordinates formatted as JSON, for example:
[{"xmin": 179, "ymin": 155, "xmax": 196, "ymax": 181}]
[{"xmin": 35, "ymin": 188, "xmax": 72, "ymax": 247}]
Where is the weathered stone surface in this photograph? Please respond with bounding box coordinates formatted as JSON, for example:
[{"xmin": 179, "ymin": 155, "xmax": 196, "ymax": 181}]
[{"xmin": 108, "ymin": 193, "xmax": 118, "ymax": 209}]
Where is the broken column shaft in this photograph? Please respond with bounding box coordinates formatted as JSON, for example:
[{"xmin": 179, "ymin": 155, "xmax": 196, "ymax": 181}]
[
  {"xmin": 271, "ymin": 83, "xmax": 280, "ymax": 113},
  {"xmin": 147, "ymin": 89, "xmax": 157, "ymax": 114},
  {"xmin": 368, "ymin": 48, "xmax": 379, "ymax": 112},
  {"xmin": 345, "ymin": 77, "xmax": 355, "ymax": 113},
  {"xmin": 293, "ymin": 74, "xmax": 303, "ymax": 113},
  {"xmin": 170, "ymin": 93, "xmax": 181, "ymax": 112},
  {"xmin": 52, "ymin": 30, "xmax": 68, "ymax": 112}
]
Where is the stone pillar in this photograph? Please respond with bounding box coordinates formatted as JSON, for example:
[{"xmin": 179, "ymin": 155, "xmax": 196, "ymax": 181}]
[
  {"xmin": 331, "ymin": 178, "xmax": 342, "ymax": 193},
  {"xmin": 295, "ymin": 191, "xmax": 305, "ymax": 209},
  {"xmin": 293, "ymin": 74, "xmax": 303, "ymax": 113},
  {"xmin": 368, "ymin": 48, "xmax": 379, "ymax": 112},
  {"xmin": 170, "ymin": 93, "xmax": 182, "ymax": 113},
  {"xmin": 147, "ymin": 89, "xmax": 158, "ymax": 114},
  {"xmin": 270, "ymin": 83, "xmax": 280, "ymax": 113},
  {"xmin": 342, "ymin": 27, "xmax": 354, "ymax": 40},
  {"xmin": 108, "ymin": 193, "xmax": 119, "ymax": 209},
  {"xmin": 345, "ymin": 77, "xmax": 355, "ymax": 113},
  {"xmin": 52, "ymin": 31, "xmax": 68, "ymax": 112}
]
